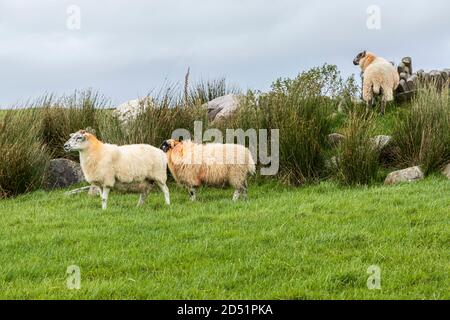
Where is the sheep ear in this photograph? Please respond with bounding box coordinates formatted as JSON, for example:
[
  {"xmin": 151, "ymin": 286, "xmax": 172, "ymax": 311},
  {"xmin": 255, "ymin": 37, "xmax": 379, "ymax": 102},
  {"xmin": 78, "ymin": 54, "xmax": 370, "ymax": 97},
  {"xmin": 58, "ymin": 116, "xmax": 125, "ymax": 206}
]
[
  {"xmin": 69, "ymin": 133, "xmax": 75, "ymax": 137},
  {"xmin": 85, "ymin": 127, "xmax": 96, "ymax": 135}
]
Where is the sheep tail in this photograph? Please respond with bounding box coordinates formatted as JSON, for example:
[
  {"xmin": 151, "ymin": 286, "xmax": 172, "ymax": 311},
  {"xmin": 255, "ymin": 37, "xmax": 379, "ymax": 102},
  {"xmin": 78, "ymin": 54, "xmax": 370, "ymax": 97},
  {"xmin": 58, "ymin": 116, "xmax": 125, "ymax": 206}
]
[{"xmin": 372, "ymin": 83, "xmax": 381, "ymax": 95}]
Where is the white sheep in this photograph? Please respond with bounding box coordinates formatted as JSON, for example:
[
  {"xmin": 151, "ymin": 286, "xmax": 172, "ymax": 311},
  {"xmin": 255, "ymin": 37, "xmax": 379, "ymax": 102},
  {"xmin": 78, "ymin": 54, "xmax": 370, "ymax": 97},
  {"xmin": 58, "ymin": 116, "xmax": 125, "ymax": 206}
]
[
  {"xmin": 64, "ymin": 130, "xmax": 170, "ymax": 209},
  {"xmin": 160, "ymin": 139, "xmax": 256, "ymax": 201},
  {"xmin": 353, "ymin": 51, "xmax": 399, "ymax": 114}
]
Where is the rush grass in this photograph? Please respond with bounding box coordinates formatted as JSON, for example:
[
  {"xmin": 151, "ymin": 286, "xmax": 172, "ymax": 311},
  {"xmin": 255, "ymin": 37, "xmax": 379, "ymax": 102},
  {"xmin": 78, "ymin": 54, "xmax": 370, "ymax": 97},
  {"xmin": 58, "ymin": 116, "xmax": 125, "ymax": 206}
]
[{"xmin": 0, "ymin": 178, "xmax": 449, "ymax": 299}]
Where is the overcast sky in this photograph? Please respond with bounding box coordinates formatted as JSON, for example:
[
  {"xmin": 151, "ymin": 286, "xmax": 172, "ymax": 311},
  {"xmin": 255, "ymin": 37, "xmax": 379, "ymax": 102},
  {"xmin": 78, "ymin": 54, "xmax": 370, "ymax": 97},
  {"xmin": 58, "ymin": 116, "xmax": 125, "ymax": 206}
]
[{"xmin": 1, "ymin": 0, "xmax": 449, "ymax": 107}]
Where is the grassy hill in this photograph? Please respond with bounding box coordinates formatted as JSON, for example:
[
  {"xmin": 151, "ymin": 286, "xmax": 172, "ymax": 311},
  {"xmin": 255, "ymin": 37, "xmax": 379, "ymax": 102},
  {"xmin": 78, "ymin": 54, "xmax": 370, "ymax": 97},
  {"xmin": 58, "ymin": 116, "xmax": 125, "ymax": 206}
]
[{"xmin": 0, "ymin": 179, "xmax": 449, "ymax": 299}]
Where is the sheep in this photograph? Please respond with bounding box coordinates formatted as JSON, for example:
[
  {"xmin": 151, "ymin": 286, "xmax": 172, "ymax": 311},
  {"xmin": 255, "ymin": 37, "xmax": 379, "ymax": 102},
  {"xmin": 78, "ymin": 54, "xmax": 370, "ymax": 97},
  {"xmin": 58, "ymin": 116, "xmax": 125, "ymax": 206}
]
[
  {"xmin": 160, "ymin": 139, "xmax": 256, "ymax": 201},
  {"xmin": 64, "ymin": 130, "xmax": 170, "ymax": 209},
  {"xmin": 353, "ymin": 51, "xmax": 399, "ymax": 115}
]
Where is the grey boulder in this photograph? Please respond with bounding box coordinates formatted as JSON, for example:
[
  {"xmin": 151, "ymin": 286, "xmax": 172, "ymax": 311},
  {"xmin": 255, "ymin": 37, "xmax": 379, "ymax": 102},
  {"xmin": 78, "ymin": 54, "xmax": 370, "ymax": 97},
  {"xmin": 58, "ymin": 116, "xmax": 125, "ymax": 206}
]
[
  {"xmin": 204, "ymin": 94, "xmax": 243, "ymax": 122},
  {"xmin": 442, "ymin": 163, "xmax": 450, "ymax": 179},
  {"xmin": 44, "ymin": 158, "xmax": 85, "ymax": 189},
  {"xmin": 384, "ymin": 166, "xmax": 424, "ymax": 185}
]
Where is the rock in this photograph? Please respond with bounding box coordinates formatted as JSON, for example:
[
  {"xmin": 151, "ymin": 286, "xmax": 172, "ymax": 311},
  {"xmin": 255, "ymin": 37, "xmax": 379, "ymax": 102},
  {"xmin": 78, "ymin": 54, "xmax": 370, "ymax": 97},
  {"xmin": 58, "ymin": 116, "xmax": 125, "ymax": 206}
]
[
  {"xmin": 328, "ymin": 133, "xmax": 345, "ymax": 147},
  {"xmin": 443, "ymin": 69, "xmax": 450, "ymax": 78},
  {"xmin": 384, "ymin": 166, "xmax": 424, "ymax": 185},
  {"xmin": 325, "ymin": 156, "xmax": 339, "ymax": 170},
  {"xmin": 402, "ymin": 57, "xmax": 413, "ymax": 74},
  {"xmin": 397, "ymin": 79, "xmax": 408, "ymax": 93},
  {"xmin": 442, "ymin": 163, "xmax": 450, "ymax": 179},
  {"xmin": 113, "ymin": 97, "xmax": 154, "ymax": 124},
  {"xmin": 372, "ymin": 135, "xmax": 391, "ymax": 150},
  {"xmin": 416, "ymin": 69, "xmax": 424, "ymax": 76},
  {"xmin": 407, "ymin": 75, "xmax": 418, "ymax": 91},
  {"xmin": 204, "ymin": 94, "xmax": 243, "ymax": 122},
  {"xmin": 397, "ymin": 63, "xmax": 406, "ymax": 74},
  {"xmin": 44, "ymin": 158, "xmax": 85, "ymax": 189},
  {"xmin": 373, "ymin": 135, "xmax": 396, "ymax": 166}
]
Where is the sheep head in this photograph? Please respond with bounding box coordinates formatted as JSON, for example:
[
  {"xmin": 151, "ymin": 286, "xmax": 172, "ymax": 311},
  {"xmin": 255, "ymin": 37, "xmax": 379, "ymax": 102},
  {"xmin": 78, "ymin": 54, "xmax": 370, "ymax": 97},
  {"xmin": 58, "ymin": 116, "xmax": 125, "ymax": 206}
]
[
  {"xmin": 353, "ymin": 51, "xmax": 367, "ymax": 66},
  {"xmin": 160, "ymin": 138, "xmax": 182, "ymax": 153},
  {"xmin": 64, "ymin": 129, "xmax": 97, "ymax": 152},
  {"xmin": 353, "ymin": 51, "xmax": 377, "ymax": 71}
]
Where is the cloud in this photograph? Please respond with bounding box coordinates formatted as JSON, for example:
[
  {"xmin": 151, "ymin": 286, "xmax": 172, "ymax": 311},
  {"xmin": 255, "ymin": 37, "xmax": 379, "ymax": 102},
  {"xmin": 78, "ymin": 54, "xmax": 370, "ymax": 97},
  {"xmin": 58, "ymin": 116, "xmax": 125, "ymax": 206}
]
[{"xmin": 1, "ymin": 0, "xmax": 449, "ymax": 107}]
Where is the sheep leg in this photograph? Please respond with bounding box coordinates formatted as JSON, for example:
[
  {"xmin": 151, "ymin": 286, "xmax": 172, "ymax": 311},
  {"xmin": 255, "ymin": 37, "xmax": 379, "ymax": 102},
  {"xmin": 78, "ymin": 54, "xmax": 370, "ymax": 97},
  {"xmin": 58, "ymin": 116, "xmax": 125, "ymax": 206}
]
[
  {"xmin": 362, "ymin": 81, "xmax": 374, "ymax": 113},
  {"xmin": 189, "ymin": 187, "xmax": 197, "ymax": 201},
  {"xmin": 157, "ymin": 182, "xmax": 170, "ymax": 205},
  {"xmin": 232, "ymin": 189, "xmax": 241, "ymax": 201},
  {"xmin": 241, "ymin": 181, "xmax": 249, "ymax": 200},
  {"xmin": 380, "ymin": 99, "xmax": 386, "ymax": 115},
  {"xmin": 379, "ymin": 87, "xmax": 386, "ymax": 115},
  {"xmin": 366, "ymin": 99, "xmax": 373, "ymax": 113},
  {"xmin": 138, "ymin": 191, "xmax": 149, "ymax": 207},
  {"xmin": 101, "ymin": 187, "xmax": 110, "ymax": 210}
]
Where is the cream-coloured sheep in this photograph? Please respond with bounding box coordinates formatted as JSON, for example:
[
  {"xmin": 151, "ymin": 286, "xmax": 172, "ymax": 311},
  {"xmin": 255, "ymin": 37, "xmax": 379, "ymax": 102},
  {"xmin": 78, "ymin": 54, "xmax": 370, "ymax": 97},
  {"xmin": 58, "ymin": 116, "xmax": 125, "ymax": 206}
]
[
  {"xmin": 160, "ymin": 139, "xmax": 256, "ymax": 201},
  {"xmin": 64, "ymin": 130, "xmax": 170, "ymax": 209},
  {"xmin": 353, "ymin": 51, "xmax": 399, "ymax": 114}
]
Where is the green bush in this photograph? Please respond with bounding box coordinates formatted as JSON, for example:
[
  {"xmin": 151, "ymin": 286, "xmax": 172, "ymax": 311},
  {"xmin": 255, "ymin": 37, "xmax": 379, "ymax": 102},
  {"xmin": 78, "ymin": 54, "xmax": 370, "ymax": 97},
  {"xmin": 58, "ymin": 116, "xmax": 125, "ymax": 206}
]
[
  {"xmin": 219, "ymin": 64, "xmax": 357, "ymax": 185},
  {"xmin": 0, "ymin": 109, "xmax": 50, "ymax": 198},
  {"xmin": 392, "ymin": 85, "xmax": 450, "ymax": 174},
  {"xmin": 333, "ymin": 112, "xmax": 380, "ymax": 185}
]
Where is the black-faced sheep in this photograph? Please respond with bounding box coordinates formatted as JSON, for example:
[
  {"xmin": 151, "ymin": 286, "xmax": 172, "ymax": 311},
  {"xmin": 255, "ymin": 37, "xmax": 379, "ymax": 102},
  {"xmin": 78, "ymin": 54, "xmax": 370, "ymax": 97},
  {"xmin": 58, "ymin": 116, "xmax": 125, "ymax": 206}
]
[
  {"xmin": 353, "ymin": 51, "xmax": 399, "ymax": 114},
  {"xmin": 160, "ymin": 139, "xmax": 256, "ymax": 201},
  {"xmin": 64, "ymin": 130, "xmax": 170, "ymax": 209}
]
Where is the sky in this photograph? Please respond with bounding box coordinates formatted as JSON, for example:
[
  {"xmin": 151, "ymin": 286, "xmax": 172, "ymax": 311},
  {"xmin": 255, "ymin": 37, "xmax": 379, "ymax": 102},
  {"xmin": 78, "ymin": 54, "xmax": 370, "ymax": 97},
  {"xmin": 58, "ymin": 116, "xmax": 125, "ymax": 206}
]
[{"xmin": 1, "ymin": 0, "xmax": 449, "ymax": 108}]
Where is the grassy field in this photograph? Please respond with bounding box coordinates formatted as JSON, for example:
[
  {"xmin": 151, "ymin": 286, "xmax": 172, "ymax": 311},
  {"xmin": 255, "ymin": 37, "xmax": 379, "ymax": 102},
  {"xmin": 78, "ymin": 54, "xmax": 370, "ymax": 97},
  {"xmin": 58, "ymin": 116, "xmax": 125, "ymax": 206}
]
[{"xmin": 1, "ymin": 178, "xmax": 449, "ymax": 299}]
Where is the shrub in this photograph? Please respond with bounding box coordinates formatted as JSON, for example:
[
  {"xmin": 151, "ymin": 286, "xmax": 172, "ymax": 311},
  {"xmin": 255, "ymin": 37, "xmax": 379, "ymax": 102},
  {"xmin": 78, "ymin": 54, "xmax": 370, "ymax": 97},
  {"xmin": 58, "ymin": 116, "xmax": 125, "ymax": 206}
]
[
  {"xmin": 218, "ymin": 65, "xmax": 359, "ymax": 185},
  {"xmin": 392, "ymin": 85, "xmax": 450, "ymax": 174},
  {"xmin": 333, "ymin": 112, "xmax": 380, "ymax": 185},
  {"xmin": 0, "ymin": 109, "xmax": 50, "ymax": 198},
  {"xmin": 271, "ymin": 64, "xmax": 359, "ymax": 100},
  {"xmin": 222, "ymin": 93, "xmax": 335, "ymax": 185}
]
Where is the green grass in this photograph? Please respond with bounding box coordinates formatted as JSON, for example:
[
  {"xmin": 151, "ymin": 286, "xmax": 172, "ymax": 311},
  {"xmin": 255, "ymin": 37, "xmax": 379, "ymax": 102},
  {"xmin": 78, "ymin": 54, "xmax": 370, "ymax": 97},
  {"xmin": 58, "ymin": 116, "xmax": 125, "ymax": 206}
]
[{"xmin": 1, "ymin": 179, "xmax": 449, "ymax": 299}]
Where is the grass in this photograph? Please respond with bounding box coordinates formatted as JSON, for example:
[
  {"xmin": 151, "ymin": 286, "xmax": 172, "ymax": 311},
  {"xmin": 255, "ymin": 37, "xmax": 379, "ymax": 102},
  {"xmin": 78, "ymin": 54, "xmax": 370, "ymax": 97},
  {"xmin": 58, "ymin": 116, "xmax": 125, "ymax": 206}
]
[
  {"xmin": 392, "ymin": 85, "xmax": 450, "ymax": 174},
  {"xmin": 334, "ymin": 112, "xmax": 380, "ymax": 185},
  {"xmin": 0, "ymin": 178, "xmax": 449, "ymax": 299}
]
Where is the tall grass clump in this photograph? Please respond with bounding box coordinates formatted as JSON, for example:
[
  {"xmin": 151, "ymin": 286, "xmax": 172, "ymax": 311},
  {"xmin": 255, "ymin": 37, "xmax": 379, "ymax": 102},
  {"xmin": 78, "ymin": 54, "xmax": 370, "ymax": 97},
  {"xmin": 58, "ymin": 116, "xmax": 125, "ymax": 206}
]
[
  {"xmin": 333, "ymin": 112, "xmax": 380, "ymax": 185},
  {"xmin": 392, "ymin": 84, "xmax": 450, "ymax": 174},
  {"xmin": 0, "ymin": 109, "xmax": 50, "ymax": 198},
  {"xmin": 222, "ymin": 64, "xmax": 356, "ymax": 185},
  {"xmin": 99, "ymin": 88, "xmax": 208, "ymax": 147},
  {"xmin": 187, "ymin": 77, "xmax": 241, "ymax": 106},
  {"xmin": 36, "ymin": 90, "xmax": 109, "ymax": 160}
]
